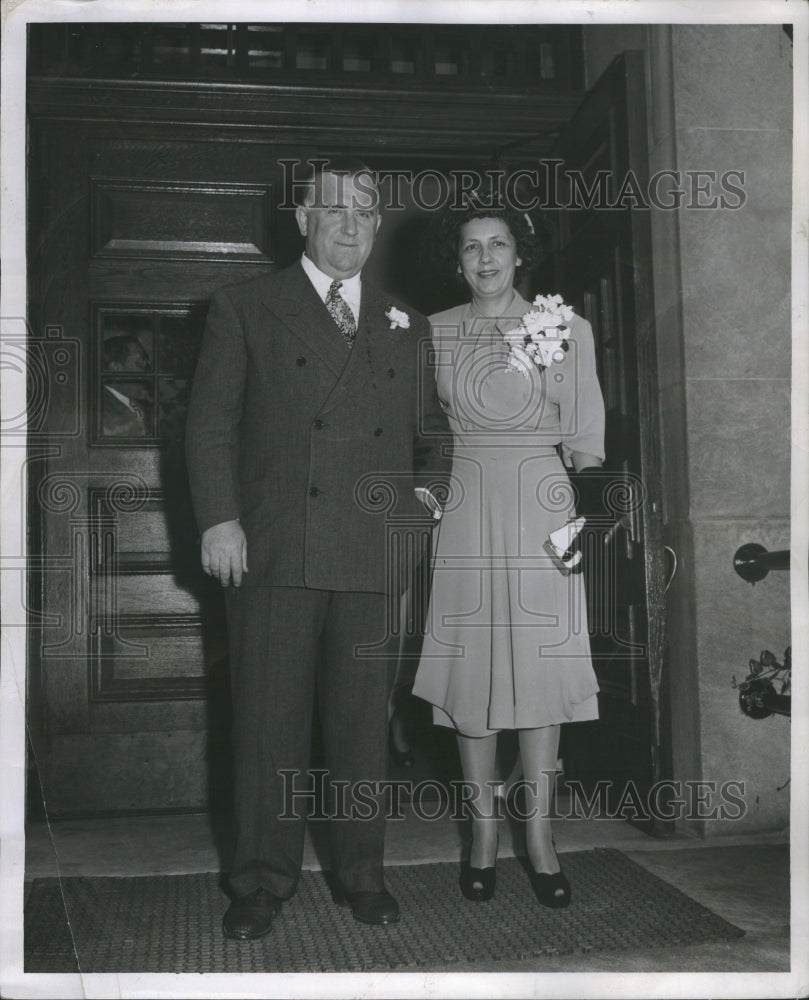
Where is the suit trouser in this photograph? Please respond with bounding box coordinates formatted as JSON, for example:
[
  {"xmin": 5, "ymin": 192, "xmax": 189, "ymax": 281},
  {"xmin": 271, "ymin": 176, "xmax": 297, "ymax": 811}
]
[{"xmin": 225, "ymin": 585, "xmax": 391, "ymax": 899}]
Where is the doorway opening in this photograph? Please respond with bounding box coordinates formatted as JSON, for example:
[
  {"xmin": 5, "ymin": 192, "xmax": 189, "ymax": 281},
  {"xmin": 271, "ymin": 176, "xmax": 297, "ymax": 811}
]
[{"xmin": 26, "ymin": 26, "xmax": 666, "ymax": 835}]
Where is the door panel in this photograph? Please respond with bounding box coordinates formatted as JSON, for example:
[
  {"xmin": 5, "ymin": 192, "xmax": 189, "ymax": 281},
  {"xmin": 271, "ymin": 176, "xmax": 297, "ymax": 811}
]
[
  {"xmin": 29, "ymin": 132, "xmax": 304, "ymax": 814},
  {"xmin": 547, "ymin": 52, "xmax": 666, "ymax": 825}
]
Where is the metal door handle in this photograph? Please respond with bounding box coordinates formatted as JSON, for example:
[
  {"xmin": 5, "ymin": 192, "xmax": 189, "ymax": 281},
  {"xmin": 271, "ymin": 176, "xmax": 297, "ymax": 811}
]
[{"xmin": 663, "ymin": 545, "xmax": 677, "ymax": 592}]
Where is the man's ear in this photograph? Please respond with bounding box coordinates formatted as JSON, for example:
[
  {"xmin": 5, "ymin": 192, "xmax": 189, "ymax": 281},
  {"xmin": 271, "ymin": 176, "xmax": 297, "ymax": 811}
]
[
  {"xmin": 295, "ymin": 205, "xmax": 308, "ymax": 237},
  {"xmin": 375, "ymin": 213, "xmax": 382, "ymax": 234}
]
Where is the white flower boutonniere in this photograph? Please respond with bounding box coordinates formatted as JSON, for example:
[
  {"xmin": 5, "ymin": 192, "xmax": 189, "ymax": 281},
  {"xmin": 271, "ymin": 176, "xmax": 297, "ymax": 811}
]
[
  {"xmin": 385, "ymin": 305, "xmax": 411, "ymax": 330},
  {"xmin": 503, "ymin": 293, "xmax": 573, "ymax": 377}
]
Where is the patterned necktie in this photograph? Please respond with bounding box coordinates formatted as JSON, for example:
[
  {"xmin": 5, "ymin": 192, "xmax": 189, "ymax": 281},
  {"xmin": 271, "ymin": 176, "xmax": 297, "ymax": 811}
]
[{"xmin": 325, "ymin": 279, "xmax": 357, "ymax": 347}]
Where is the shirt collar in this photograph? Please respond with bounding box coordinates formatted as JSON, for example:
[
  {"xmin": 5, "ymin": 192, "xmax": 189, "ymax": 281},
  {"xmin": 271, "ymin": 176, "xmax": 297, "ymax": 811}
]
[
  {"xmin": 301, "ymin": 254, "xmax": 362, "ymax": 322},
  {"xmin": 105, "ymin": 383, "xmax": 136, "ymax": 410}
]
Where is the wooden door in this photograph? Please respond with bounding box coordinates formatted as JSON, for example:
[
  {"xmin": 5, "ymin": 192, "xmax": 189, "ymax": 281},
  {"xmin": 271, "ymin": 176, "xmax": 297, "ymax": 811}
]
[
  {"xmin": 27, "ymin": 58, "xmax": 662, "ymax": 819},
  {"xmin": 26, "ymin": 131, "xmax": 492, "ymax": 817},
  {"xmin": 546, "ymin": 52, "xmax": 667, "ymax": 826},
  {"xmin": 28, "ymin": 130, "xmax": 305, "ymax": 815}
]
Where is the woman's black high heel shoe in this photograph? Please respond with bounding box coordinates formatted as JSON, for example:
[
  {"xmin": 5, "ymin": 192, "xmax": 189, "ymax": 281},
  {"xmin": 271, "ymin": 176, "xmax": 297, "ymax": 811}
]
[
  {"xmin": 460, "ymin": 831, "xmax": 498, "ymax": 901},
  {"xmin": 459, "ymin": 861, "xmax": 496, "ymax": 902},
  {"xmin": 530, "ymin": 869, "xmax": 571, "ymax": 909}
]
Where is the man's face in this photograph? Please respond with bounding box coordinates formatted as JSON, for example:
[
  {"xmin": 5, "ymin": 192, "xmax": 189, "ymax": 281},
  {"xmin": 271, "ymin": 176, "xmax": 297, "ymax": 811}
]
[
  {"xmin": 125, "ymin": 341, "xmax": 151, "ymax": 372},
  {"xmin": 295, "ymin": 171, "xmax": 381, "ymax": 279},
  {"xmin": 106, "ymin": 338, "xmax": 151, "ymax": 373}
]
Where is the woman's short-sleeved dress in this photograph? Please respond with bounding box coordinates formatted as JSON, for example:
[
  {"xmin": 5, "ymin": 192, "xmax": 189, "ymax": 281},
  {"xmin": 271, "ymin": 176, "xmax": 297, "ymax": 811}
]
[{"xmin": 411, "ymin": 291, "xmax": 605, "ymax": 737}]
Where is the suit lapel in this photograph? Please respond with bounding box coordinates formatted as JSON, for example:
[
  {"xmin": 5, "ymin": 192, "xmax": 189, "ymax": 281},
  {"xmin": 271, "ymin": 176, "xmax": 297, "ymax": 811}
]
[
  {"xmin": 265, "ymin": 264, "xmax": 395, "ymax": 412},
  {"xmin": 263, "ymin": 263, "xmax": 350, "ymax": 378}
]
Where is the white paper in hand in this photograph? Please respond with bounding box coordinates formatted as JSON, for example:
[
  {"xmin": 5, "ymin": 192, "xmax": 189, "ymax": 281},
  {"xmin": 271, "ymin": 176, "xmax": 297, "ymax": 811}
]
[
  {"xmin": 415, "ymin": 487, "xmax": 443, "ymax": 519},
  {"xmin": 544, "ymin": 516, "xmax": 586, "ymax": 574}
]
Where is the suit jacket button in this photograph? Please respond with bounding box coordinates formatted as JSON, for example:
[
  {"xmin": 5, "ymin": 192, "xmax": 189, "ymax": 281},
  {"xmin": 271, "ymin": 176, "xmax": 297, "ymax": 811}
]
[
  {"xmin": 309, "ymin": 486, "xmax": 321, "ymax": 497},
  {"xmin": 314, "ymin": 419, "xmax": 324, "ymax": 430},
  {"xmin": 387, "ymin": 368, "xmax": 395, "ymax": 378},
  {"xmin": 296, "ymin": 356, "xmax": 307, "ymax": 366},
  {"xmin": 374, "ymin": 427, "xmax": 383, "ymax": 436}
]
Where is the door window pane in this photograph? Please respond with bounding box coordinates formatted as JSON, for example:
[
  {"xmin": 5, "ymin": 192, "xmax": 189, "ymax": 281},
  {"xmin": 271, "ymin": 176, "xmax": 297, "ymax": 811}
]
[{"xmin": 95, "ymin": 306, "xmax": 203, "ymax": 444}]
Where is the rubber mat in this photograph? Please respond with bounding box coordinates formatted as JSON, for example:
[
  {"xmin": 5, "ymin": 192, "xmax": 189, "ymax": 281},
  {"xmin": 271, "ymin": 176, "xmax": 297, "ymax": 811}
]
[{"xmin": 24, "ymin": 849, "xmax": 744, "ymax": 972}]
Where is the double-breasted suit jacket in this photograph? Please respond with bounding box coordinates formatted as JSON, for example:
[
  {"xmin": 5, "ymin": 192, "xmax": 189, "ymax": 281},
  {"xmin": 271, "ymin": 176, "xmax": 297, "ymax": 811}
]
[{"xmin": 185, "ymin": 261, "xmax": 452, "ymax": 593}]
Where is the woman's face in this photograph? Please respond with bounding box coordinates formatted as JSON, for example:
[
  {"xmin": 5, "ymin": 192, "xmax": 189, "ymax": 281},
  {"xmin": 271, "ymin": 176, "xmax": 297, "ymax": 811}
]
[{"xmin": 457, "ymin": 217, "xmax": 522, "ymax": 302}]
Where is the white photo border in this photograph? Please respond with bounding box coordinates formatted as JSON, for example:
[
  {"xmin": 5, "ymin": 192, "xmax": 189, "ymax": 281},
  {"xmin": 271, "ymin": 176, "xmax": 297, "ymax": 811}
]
[{"xmin": 2, "ymin": 1, "xmax": 807, "ymax": 997}]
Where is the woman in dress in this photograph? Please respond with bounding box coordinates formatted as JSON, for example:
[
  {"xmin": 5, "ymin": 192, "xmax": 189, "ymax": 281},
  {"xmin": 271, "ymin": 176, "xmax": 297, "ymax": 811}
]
[{"xmin": 412, "ymin": 203, "xmax": 605, "ymax": 908}]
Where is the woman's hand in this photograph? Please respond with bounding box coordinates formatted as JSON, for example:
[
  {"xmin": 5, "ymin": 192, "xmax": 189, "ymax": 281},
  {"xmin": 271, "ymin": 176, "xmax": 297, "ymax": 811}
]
[
  {"xmin": 568, "ymin": 455, "xmax": 605, "ymax": 519},
  {"xmin": 564, "ymin": 460, "xmax": 619, "ymax": 572}
]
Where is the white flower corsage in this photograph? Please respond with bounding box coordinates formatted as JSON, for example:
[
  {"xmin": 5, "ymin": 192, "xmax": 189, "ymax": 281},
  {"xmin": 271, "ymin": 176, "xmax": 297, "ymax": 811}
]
[
  {"xmin": 503, "ymin": 293, "xmax": 573, "ymax": 377},
  {"xmin": 385, "ymin": 305, "xmax": 411, "ymax": 330}
]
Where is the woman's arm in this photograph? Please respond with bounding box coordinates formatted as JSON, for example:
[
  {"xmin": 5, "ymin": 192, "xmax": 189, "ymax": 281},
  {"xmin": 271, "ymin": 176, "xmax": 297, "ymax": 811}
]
[
  {"xmin": 569, "ymin": 451, "xmax": 603, "ymax": 473},
  {"xmin": 557, "ymin": 317, "xmax": 605, "ymax": 465}
]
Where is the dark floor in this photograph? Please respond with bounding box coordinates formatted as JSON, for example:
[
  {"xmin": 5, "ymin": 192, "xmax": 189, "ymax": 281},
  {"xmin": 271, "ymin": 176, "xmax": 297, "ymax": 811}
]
[{"xmin": 24, "ymin": 806, "xmax": 791, "ymax": 975}]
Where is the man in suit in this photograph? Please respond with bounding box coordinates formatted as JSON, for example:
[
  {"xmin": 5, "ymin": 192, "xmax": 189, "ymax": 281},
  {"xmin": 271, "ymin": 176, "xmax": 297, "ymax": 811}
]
[{"xmin": 185, "ymin": 158, "xmax": 450, "ymax": 940}]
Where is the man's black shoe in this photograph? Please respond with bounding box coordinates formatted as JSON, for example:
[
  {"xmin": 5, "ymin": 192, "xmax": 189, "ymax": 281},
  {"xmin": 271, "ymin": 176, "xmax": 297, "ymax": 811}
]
[
  {"xmin": 222, "ymin": 887, "xmax": 282, "ymax": 940},
  {"xmin": 332, "ymin": 886, "xmax": 400, "ymax": 925}
]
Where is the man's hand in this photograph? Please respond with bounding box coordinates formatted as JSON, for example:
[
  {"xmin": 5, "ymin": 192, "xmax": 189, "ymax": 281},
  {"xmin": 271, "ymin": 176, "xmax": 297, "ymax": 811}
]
[{"xmin": 201, "ymin": 519, "xmax": 248, "ymax": 587}]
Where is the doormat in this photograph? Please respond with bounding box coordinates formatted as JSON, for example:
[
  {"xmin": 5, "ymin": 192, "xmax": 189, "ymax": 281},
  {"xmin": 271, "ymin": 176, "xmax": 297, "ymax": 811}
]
[{"xmin": 25, "ymin": 849, "xmax": 744, "ymax": 973}]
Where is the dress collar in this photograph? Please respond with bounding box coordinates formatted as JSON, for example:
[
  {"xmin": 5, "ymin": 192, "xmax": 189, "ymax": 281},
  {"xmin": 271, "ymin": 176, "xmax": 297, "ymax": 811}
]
[{"xmin": 464, "ymin": 289, "xmax": 533, "ymax": 337}]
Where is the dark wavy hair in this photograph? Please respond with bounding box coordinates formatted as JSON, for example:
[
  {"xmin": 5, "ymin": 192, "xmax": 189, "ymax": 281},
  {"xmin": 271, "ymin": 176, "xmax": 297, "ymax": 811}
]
[{"xmin": 434, "ymin": 202, "xmax": 539, "ymax": 280}]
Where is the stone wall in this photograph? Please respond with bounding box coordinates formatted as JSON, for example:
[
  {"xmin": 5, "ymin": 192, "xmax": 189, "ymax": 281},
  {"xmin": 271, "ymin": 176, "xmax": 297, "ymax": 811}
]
[{"xmin": 583, "ymin": 24, "xmax": 793, "ymax": 834}]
